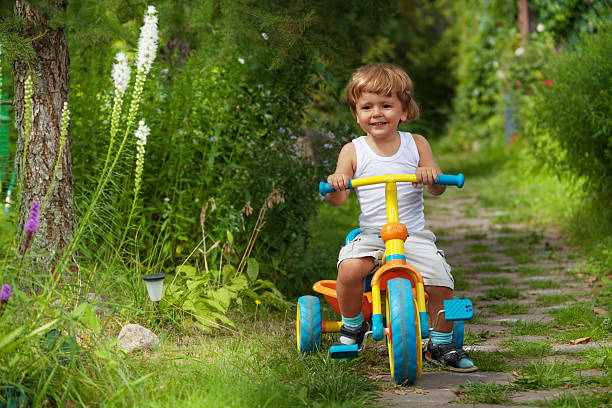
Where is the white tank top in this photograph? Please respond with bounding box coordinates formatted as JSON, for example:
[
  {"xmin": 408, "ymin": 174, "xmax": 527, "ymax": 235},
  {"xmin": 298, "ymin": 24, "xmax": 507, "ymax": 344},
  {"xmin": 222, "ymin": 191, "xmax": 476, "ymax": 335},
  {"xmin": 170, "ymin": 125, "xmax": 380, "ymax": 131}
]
[{"xmin": 353, "ymin": 131, "xmax": 425, "ymax": 231}]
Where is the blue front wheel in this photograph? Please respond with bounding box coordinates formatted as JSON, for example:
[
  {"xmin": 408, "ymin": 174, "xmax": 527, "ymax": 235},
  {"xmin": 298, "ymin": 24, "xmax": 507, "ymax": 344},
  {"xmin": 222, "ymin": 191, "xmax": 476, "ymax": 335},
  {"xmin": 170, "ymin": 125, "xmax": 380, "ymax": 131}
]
[
  {"xmin": 297, "ymin": 296, "xmax": 322, "ymax": 353},
  {"xmin": 386, "ymin": 279, "xmax": 422, "ymax": 384}
]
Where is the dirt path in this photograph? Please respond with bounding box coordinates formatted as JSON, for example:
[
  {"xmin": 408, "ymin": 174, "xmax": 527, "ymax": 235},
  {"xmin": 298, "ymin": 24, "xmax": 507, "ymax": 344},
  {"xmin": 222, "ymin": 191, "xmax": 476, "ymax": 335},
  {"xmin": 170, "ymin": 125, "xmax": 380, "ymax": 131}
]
[{"xmin": 376, "ymin": 187, "xmax": 612, "ymax": 406}]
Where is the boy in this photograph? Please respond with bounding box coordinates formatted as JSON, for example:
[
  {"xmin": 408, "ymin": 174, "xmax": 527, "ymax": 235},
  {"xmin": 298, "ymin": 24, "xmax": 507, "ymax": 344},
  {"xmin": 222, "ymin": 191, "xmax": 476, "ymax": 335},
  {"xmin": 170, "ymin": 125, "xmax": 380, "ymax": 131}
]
[{"xmin": 324, "ymin": 64, "xmax": 476, "ymax": 372}]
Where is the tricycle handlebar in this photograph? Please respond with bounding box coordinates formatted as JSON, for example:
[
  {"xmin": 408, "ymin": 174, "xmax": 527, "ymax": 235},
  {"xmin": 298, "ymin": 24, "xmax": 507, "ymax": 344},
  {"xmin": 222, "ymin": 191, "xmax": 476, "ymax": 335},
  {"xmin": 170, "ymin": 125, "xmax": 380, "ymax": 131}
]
[{"xmin": 319, "ymin": 173, "xmax": 464, "ymax": 196}]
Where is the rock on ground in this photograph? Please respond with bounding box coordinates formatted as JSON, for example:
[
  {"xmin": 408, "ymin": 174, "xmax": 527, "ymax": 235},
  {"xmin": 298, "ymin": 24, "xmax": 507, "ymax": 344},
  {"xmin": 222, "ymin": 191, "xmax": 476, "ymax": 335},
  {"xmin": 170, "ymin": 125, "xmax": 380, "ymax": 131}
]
[{"xmin": 117, "ymin": 323, "xmax": 159, "ymax": 353}]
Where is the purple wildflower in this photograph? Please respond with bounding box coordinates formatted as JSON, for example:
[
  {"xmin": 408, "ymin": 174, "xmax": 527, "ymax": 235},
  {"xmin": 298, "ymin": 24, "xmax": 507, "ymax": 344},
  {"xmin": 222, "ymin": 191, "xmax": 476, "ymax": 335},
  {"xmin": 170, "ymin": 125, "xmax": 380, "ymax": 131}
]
[
  {"xmin": 24, "ymin": 201, "xmax": 41, "ymax": 234},
  {"xmin": 209, "ymin": 136, "xmax": 218, "ymax": 142},
  {"xmin": 0, "ymin": 284, "xmax": 11, "ymax": 304}
]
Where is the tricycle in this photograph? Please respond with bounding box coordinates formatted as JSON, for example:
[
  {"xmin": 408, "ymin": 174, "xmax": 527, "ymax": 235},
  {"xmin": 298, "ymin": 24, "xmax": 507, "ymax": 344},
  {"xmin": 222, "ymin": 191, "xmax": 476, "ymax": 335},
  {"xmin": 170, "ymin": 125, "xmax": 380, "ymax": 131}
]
[{"xmin": 296, "ymin": 173, "xmax": 474, "ymax": 384}]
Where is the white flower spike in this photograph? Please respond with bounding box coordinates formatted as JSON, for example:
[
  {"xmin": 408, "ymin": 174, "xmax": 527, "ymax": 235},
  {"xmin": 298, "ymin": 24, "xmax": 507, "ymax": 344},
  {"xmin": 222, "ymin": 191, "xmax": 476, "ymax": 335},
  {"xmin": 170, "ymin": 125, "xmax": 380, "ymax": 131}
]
[
  {"xmin": 111, "ymin": 52, "xmax": 131, "ymax": 96},
  {"xmin": 136, "ymin": 6, "xmax": 159, "ymax": 75},
  {"xmin": 134, "ymin": 119, "xmax": 150, "ymax": 193}
]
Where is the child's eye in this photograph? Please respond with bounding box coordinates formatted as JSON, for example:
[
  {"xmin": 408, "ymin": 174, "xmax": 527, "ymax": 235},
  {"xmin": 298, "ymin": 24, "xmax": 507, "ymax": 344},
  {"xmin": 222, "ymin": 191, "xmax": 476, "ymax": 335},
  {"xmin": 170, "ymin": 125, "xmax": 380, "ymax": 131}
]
[
  {"xmin": 362, "ymin": 105, "xmax": 371, "ymax": 110},
  {"xmin": 383, "ymin": 104, "xmax": 392, "ymax": 108}
]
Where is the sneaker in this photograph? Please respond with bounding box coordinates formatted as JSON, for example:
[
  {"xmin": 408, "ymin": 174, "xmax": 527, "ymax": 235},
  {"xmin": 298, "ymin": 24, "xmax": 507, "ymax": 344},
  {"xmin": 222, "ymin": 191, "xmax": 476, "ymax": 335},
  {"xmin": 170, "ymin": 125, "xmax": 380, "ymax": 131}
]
[
  {"xmin": 331, "ymin": 321, "xmax": 369, "ymax": 349},
  {"xmin": 425, "ymin": 341, "xmax": 478, "ymax": 373}
]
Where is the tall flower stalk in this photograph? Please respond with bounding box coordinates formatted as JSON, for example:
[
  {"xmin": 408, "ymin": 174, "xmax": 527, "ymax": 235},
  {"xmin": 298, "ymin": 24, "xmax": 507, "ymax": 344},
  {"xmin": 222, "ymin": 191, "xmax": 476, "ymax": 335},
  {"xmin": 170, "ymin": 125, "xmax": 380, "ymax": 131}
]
[
  {"xmin": 96, "ymin": 52, "xmax": 131, "ymax": 184},
  {"xmin": 118, "ymin": 119, "xmax": 149, "ymax": 251},
  {"xmin": 50, "ymin": 6, "xmax": 159, "ymax": 289}
]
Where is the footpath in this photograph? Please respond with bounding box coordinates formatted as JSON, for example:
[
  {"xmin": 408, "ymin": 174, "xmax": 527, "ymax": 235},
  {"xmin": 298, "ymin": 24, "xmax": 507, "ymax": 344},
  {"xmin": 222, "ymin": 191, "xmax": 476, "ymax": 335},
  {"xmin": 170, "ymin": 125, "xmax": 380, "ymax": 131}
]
[{"xmin": 376, "ymin": 183, "xmax": 612, "ymax": 407}]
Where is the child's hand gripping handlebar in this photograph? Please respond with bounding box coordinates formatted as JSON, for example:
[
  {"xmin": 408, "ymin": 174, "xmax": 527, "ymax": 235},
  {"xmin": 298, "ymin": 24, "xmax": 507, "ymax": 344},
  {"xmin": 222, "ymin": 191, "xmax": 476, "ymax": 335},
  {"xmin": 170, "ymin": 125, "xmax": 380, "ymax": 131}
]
[{"xmin": 319, "ymin": 173, "xmax": 464, "ymax": 195}]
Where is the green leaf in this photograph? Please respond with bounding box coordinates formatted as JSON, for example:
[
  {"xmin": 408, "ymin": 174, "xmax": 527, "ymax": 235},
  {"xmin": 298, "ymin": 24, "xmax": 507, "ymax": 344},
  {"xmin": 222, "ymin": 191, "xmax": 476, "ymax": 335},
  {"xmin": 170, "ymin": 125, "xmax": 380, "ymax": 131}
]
[
  {"xmin": 85, "ymin": 305, "xmax": 100, "ymax": 333},
  {"xmin": 72, "ymin": 302, "xmax": 89, "ymax": 319},
  {"xmin": 221, "ymin": 264, "xmax": 236, "ymax": 282},
  {"xmin": 229, "ymin": 275, "xmax": 248, "ymax": 292},
  {"xmin": 28, "ymin": 319, "xmax": 60, "ymax": 337},
  {"xmin": 210, "ymin": 287, "xmax": 233, "ymax": 310},
  {"xmin": 226, "ymin": 230, "xmax": 234, "ymax": 245},
  {"xmin": 0, "ymin": 327, "xmax": 24, "ymax": 354},
  {"xmin": 201, "ymin": 298, "xmax": 226, "ymax": 313},
  {"xmin": 176, "ymin": 264, "xmax": 197, "ymax": 277},
  {"xmin": 186, "ymin": 279, "xmax": 204, "ymax": 292},
  {"xmin": 246, "ymin": 258, "xmax": 259, "ymax": 281}
]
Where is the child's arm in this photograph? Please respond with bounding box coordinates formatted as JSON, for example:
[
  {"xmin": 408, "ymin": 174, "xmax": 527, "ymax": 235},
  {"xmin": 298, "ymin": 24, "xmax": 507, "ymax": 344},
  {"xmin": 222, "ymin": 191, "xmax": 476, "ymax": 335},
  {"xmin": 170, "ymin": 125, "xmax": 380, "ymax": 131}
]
[
  {"xmin": 325, "ymin": 142, "xmax": 356, "ymax": 206},
  {"xmin": 412, "ymin": 134, "xmax": 446, "ymax": 196}
]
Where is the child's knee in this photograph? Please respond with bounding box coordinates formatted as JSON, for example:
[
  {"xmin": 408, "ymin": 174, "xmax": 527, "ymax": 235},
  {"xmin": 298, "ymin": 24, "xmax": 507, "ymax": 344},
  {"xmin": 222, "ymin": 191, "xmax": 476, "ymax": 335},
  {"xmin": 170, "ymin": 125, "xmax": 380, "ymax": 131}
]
[
  {"xmin": 425, "ymin": 285, "xmax": 453, "ymax": 300},
  {"xmin": 338, "ymin": 257, "xmax": 375, "ymax": 282}
]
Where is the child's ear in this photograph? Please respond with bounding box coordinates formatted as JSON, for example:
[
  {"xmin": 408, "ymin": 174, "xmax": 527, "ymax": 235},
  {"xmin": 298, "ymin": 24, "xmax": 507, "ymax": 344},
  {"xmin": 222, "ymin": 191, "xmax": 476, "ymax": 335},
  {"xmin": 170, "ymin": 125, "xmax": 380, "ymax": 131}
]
[{"xmin": 401, "ymin": 108, "xmax": 409, "ymax": 122}]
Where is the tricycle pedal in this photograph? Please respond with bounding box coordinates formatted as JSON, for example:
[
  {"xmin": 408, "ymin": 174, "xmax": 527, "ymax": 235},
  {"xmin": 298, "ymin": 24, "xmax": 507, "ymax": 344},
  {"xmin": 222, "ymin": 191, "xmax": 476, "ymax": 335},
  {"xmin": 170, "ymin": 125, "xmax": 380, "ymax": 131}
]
[
  {"xmin": 329, "ymin": 343, "xmax": 359, "ymax": 359},
  {"xmin": 443, "ymin": 298, "xmax": 474, "ymax": 321}
]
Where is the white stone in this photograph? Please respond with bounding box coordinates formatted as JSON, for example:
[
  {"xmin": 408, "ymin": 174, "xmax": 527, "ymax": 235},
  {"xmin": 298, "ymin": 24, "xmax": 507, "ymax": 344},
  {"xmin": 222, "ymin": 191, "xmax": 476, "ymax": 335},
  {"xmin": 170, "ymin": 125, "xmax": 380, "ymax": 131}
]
[{"xmin": 117, "ymin": 324, "xmax": 159, "ymax": 352}]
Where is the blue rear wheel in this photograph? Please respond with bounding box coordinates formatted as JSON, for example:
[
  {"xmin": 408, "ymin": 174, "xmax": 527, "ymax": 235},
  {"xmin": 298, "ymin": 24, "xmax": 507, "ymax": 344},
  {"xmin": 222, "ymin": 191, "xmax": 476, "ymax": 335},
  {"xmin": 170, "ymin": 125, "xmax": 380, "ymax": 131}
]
[
  {"xmin": 297, "ymin": 296, "xmax": 322, "ymax": 353},
  {"xmin": 386, "ymin": 278, "xmax": 421, "ymax": 384}
]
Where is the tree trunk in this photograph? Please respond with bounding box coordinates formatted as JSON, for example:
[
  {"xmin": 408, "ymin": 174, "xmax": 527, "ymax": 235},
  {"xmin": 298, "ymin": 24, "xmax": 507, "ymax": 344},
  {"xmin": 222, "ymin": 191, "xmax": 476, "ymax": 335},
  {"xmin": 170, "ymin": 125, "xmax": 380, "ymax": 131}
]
[
  {"xmin": 13, "ymin": 0, "xmax": 74, "ymax": 266},
  {"xmin": 518, "ymin": 0, "xmax": 529, "ymax": 47}
]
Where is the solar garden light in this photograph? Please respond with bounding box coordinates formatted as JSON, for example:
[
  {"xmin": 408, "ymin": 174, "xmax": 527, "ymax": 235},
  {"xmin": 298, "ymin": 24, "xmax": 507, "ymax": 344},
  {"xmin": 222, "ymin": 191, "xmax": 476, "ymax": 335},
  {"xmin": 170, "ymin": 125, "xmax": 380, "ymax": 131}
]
[{"xmin": 142, "ymin": 273, "xmax": 166, "ymax": 323}]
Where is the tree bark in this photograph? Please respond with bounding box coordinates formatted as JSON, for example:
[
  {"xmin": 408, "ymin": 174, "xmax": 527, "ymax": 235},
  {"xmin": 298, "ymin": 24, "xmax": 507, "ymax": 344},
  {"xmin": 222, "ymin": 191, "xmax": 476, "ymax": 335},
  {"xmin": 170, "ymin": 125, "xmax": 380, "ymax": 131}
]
[
  {"xmin": 13, "ymin": 0, "xmax": 74, "ymax": 265},
  {"xmin": 518, "ymin": 0, "xmax": 529, "ymax": 47}
]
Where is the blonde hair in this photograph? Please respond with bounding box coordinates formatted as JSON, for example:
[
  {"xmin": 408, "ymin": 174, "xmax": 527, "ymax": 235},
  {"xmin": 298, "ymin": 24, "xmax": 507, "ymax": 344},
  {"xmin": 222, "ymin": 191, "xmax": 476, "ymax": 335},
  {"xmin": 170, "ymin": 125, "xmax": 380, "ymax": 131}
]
[{"xmin": 346, "ymin": 64, "xmax": 419, "ymax": 121}]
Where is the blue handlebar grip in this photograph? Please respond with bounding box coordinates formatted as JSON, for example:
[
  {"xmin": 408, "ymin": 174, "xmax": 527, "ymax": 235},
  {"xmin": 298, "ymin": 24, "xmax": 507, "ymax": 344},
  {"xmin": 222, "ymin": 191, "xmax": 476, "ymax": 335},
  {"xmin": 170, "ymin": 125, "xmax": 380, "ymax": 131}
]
[
  {"xmin": 319, "ymin": 180, "xmax": 353, "ymax": 195},
  {"xmin": 435, "ymin": 173, "xmax": 464, "ymax": 188}
]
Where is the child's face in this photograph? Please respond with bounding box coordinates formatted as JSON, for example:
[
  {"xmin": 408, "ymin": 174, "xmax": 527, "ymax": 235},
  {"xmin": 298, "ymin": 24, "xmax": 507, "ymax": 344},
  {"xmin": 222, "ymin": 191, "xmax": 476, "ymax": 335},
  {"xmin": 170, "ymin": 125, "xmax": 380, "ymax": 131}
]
[{"xmin": 354, "ymin": 92, "xmax": 408, "ymax": 139}]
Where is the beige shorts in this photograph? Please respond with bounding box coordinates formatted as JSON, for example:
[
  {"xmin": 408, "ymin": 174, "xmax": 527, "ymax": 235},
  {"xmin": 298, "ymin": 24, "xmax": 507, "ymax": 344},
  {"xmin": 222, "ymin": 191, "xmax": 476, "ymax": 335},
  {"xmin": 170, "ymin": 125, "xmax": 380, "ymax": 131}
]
[{"xmin": 337, "ymin": 229, "xmax": 454, "ymax": 289}]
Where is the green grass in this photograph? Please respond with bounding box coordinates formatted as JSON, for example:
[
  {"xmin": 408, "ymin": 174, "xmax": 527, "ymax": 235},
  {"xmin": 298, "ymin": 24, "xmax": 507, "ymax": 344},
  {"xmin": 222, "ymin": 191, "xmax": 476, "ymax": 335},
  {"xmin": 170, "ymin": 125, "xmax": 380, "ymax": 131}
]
[
  {"xmin": 454, "ymin": 383, "xmax": 514, "ymax": 405},
  {"xmin": 108, "ymin": 315, "xmax": 378, "ymax": 407},
  {"xmin": 516, "ymin": 266, "xmax": 548, "ymax": 276},
  {"xmin": 506, "ymin": 321, "xmax": 552, "ymax": 336},
  {"xmin": 462, "ymin": 205, "xmax": 478, "ymax": 218},
  {"xmin": 468, "ymin": 350, "xmax": 510, "ymax": 372},
  {"xmin": 466, "ymin": 243, "xmax": 490, "ymax": 253},
  {"xmin": 502, "ymin": 246, "xmax": 528, "ymax": 256},
  {"xmin": 528, "ymin": 280, "xmax": 560, "ymax": 289},
  {"xmin": 436, "ymin": 238, "xmax": 452, "ymax": 247},
  {"xmin": 491, "ymin": 302, "xmax": 528, "ymax": 315},
  {"xmin": 501, "ymin": 340, "xmax": 553, "ymax": 358},
  {"xmin": 515, "ymin": 361, "xmax": 576, "ymax": 389},
  {"xmin": 581, "ymin": 346, "xmax": 612, "ymax": 371},
  {"xmin": 497, "ymin": 232, "xmax": 542, "ymax": 245},
  {"xmin": 537, "ymin": 294, "xmax": 573, "ymax": 307},
  {"xmin": 451, "ymin": 268, "xmax": 470, "ymax": 291},
  {"xmin": 470, "ymin": 255, "xmax": 495, "ymax": 263},
  {"xmin": 551, "ymin": 305, "xmax": 598, "ymax": 327},
  {"xmin": 514, "ymin": 255, "xmax": 537, "ymax": 264},
  {"xmin": 471, "ymin": 264, "xmax": 502, "ymax": 273},
  {"xmin": 480, "ymin": 277, "xmax": 511, "ymax": 286},
  {"xmin": 540, "ymin": 391, "xmax": 612, "ymax": 408},
  {"xmin": 464, "ymin": 233, "xmax": 487, "ymax": 240},
  {"xmin": 479, "ymin": 287, "xmax": 522, "ymax": 301}
]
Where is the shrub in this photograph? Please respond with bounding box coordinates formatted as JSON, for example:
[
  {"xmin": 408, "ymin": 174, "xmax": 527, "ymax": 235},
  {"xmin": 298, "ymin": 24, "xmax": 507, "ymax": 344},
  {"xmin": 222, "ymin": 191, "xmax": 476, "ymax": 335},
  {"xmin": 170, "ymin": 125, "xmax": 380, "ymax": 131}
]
[{"xmin": 528, "ymin": 20, "xmax": 612, "ymax": 200}]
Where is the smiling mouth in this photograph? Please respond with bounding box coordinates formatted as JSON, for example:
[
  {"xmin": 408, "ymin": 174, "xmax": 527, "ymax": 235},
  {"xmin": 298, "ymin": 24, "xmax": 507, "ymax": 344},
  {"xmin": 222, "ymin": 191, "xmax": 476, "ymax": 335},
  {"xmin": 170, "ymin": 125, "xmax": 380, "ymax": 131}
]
[{"xmin": 371, "ymin": 122, "xmax": 387, "ymax": 126}]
